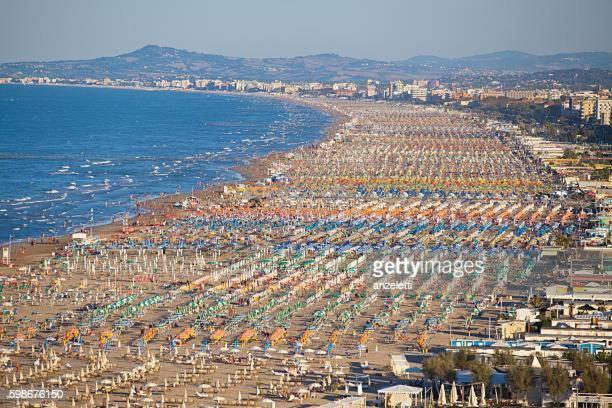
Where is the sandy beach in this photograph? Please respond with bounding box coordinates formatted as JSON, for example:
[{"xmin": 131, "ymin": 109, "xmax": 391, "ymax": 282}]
[{"xmin": 0, "ymin": 96, "xmax": 581, "ymax": 408}]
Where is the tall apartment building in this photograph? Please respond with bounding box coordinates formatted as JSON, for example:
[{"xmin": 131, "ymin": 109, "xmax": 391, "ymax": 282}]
[
  {"xmin": 366, "ymin": 83, "xmax": 378, "ymax": 98},
  {"xmin": 504, "ymin": 90, "xmax": 537, "ymax": 100},
  {"xmin": 411, "ymin": 87, "xmax": 428, "ymax": 101},
  {"xmin": 581, "ymin": 97, "xmax": 596, "ymax": 120},
  {"xmin": 155, "ymin": 80, "xmax": 171, "ymax": 88},
  {"xmin": 596, "ymin": 98, "xmax": 612, "ymax": 126},
  {"xmin": 195, "ymin": 79, "xmax": 211, "ymax": 89},
  {"xmin": 171, "ymin": 79, "xmax": 190, "ymax": 88}
]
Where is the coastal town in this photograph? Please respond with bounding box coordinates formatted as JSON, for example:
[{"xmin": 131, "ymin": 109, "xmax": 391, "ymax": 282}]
[
  {"xmin": 2, "ymin": 75, "xmax": 612, "ymax": 128},
  {"xmin": 0, "ymin": 81, "xmax": 610, "ymax": 407}
]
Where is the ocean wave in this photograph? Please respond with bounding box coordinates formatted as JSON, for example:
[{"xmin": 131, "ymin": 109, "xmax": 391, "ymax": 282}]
[
  {"xmin": 0, "ymin": 88, "xmax": 331, "ymax": 242},
  {"xmin": 50, "ymin": 170, "xmax": 77, "ymax": 175},
  {"xmin": 18, "ymin": 194, "xmax": 68, "ymax": 205}
]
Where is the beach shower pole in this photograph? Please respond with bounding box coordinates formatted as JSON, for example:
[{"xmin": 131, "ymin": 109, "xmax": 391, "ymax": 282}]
[{"xmin": 449, "ymin": 306, "xmax": 452, "ymax": 344}]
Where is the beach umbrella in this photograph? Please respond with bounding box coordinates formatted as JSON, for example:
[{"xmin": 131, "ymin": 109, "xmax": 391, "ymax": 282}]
[
  {"xmin": 238, "ymin": 391, "xmax": 242, "ymax": 404},
  {"xmin": 468, "ymin": 385, "xmax": 478, "ymax": 407},
  {"xmin": 480, "ymin": 383, "xmax": 486, "ymax": 407},
  {"xmin": 438, "ymin": 383, "xmax": 447, "ymax": 406},
  {"xmin": 450, "ymin": 381, "xmax": 458, "ymax": 404}
]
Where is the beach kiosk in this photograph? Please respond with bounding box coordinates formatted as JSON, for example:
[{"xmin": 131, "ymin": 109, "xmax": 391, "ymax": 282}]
[
  {"xmin": 378, "ymin": 385, "xmax": 423, "ymax": 407},
  {"xmin": 315, "ymin": 396, "xmax": 366, "ymax": 407},
  {"xmin": 71, "ymin": 232, "xmax": 88, "ymax": 243}
]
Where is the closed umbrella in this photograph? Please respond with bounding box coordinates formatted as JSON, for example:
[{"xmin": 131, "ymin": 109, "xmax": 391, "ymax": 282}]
[
  {"xmin": 468, "ymin": 385, "xmax": 478, "ymax": 407},
  {"xmin": 438, "ymin": 383, "xmax": 447, "ymax": 406},
  {"xmin": 450, "ymin": 381, "xmax": 458, "ymax": 404},
  {"xmin": 480, "ymin": 383, "xmax": 486, "ymax": 407}
]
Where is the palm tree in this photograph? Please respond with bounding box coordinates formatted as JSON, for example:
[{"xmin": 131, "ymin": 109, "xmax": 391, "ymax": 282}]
[{"xmin": 529, "ymin": 295, "xmax": 545, "ymax": 309}]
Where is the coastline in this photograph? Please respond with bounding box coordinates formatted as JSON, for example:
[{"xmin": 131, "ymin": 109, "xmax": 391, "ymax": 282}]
[
  {"xmin": 0, "ymin": 86, "xmax": 601, "ymax": 408},
  {"xmin": 0, "ymin": 83, "xmax": 348, "ymax": 267}
]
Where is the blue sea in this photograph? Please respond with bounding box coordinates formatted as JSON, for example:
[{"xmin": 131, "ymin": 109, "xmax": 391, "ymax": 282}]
[{"xmin": 0, "ymin": 85, "xmax": 331, "ymax": 242}]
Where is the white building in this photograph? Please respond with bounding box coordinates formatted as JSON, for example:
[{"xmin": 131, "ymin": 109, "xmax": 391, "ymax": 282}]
[{"xmin": 596, "ymin": 98, "xmax": 612, "ymax": 125}]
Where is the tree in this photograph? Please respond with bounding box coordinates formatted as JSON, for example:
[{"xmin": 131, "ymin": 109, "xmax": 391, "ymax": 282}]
[
  {"xmin": 508, "ymin": 363, "xmax": 533, "ymax": 406},
  {"xmin": 594, "ymin": 352, "xmax": 612, "ymax": 365},
  {"xmin": 539, "ymin": 315, "xmax": 552, "ymax": 328},
  {"xmin": 423, "ymin": 352, "xmax": 456, "ymax": 382},
  {"xmin": 582, "ymin": 366, "xmax": 609, "ymax": 394},
  {"xmin": 467, "ymin": 360, "xmax": 492, "ymax": 386},
  {"xmin": 554, "ymin": 233, "xmax": 571, "ymax": 249},
  {"xmin": 543, "ymin": 364, "xmax": 570, "ymax": 407},
  {"xmin": 453, "ymin": 349, "xmax": 476, "ymax": 369},
  {"xmin": 493, "ymin": 349, "xmax": 516, "ymax": 367},
  {"xmin": 562, "ymin": 149, "xmax": 579, "ymax": 159},
  {"xmin": 564, "ymin": 351, "xmax": 610, "ymax": 394},
  {"xmin": 529, "ymin": 295, "xmax": 546, "ymax": 309},
  {"xmin": 563, "ymin": 350, "xmax": 594, "ymax": 372}
]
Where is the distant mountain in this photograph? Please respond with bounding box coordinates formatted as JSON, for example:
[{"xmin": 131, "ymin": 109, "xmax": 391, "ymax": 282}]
[
  {"xmin": 1, "ymin": 45, "xmax": 611, "ymax": 82},
  {"xmin": 398, "ymin": 55, "xmax": 451, "ymax": 66},
  {"xmin": 454, "ymin": 50, "xmax": 612, "ymax": 71},
  {"xmin": 496, "ymin": 69, "xmax": 612, "ymax": 89}
]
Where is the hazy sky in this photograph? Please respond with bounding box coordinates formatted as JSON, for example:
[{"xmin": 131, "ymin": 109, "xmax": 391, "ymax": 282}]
[{"xmin": 1, "ymin": 0, "xmax": 611, "ymax": 63}]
